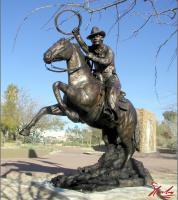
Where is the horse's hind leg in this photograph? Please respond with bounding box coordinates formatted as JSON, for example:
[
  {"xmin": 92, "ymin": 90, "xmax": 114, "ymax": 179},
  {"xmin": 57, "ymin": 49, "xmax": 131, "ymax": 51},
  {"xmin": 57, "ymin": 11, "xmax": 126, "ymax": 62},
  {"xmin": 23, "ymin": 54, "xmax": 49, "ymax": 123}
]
[
  {"xmin": 120, "ymin": 136, "xmax": 135, "ymax": 169},
  {"xmin": 102, "ymin": 129, "xmax": 110, "ymax": 146},
  {"xmin": 19, "ymin": 104, "xmax": 64, "ymax": 136},
  {"xmin": 102, "ymin": 128, "xmax": 118, "ymax": 147}
]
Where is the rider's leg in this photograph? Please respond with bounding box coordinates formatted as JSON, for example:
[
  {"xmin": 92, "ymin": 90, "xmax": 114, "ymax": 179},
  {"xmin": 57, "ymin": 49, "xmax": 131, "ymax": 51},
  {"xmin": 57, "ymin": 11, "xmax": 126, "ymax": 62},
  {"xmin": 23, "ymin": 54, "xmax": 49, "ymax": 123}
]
[
  {"xmin": 106, "ymin": 75, "xmax": 120, "ymax": 106},
  {"xmin": 95, "ymin": 72, "xmax": 103, "ymax": 83},
  {"xmin": 107, "ymin": 86, "xmax": 117, "ymax": 111},
  {"xmin": 103, "ymin": 76, "xmax": 121, "ymax": 121}
]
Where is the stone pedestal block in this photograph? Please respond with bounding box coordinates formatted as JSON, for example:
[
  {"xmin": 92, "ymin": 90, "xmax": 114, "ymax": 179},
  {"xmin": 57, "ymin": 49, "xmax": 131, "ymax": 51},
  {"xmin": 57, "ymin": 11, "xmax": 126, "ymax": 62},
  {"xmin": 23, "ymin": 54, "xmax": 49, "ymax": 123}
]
[{"xmin": 137, "ymin": 109, "xmax": 157, "ymax": 153}]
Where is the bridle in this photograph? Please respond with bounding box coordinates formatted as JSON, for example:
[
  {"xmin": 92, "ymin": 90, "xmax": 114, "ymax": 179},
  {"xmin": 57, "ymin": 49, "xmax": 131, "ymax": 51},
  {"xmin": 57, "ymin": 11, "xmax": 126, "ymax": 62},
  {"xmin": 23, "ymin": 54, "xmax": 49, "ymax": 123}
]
[
  {"xmin": 45, "ymin": 63, "xmax": 83, "ymax": 75},
  {"xmin": 45, "ymin": 38, "xmax": 84, "ymax": 75}
]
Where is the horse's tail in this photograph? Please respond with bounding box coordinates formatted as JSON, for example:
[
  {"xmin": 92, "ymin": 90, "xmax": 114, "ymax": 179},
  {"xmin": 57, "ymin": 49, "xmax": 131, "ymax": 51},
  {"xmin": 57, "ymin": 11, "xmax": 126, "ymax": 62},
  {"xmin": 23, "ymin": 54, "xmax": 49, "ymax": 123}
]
[
  {"xmin": 133, "ymin": 112, "xmax": 140, "ymax": 152},
  {"xmin": 134, "ymin": 121, "xmax": 140, "ymax": 151}
]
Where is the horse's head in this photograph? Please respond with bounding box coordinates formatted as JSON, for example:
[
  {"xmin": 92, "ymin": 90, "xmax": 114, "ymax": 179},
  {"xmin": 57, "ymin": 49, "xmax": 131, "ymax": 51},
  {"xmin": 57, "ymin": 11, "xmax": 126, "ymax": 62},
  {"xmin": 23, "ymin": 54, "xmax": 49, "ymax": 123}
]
[{"xmin": 43, "ymin": 38, "xmax": 73, "ymax": 64}]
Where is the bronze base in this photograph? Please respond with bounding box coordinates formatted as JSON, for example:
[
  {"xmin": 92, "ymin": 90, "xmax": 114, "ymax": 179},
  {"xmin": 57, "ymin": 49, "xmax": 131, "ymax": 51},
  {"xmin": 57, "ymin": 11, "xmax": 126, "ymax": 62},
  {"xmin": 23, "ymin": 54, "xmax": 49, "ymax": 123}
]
[{"xmin": 50, "ymin": 144, "xmax": 153, "ymax": 192}]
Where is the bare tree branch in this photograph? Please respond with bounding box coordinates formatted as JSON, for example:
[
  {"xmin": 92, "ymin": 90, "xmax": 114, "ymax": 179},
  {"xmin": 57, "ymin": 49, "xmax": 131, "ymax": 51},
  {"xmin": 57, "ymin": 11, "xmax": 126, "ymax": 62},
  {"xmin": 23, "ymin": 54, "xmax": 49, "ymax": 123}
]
[
  {"xmin": 115, "ymin": 4, "xmax": 120, "ymax": 56},
  {"xmin": 13, "ymin": 1, "xmax": 131, "ymax": 50},
  {"xmin": 147, "ymin": 0, "xmax": 158, "ymax": 15},
  {"xmin": 125, "ymin": 11, "xmax": 176, "ymax": 40},
  {"xmin": 14, "ymin": 1, "xmax": 177, "ymax": 49},
  {"xmin": 131, "ymin": 10, "xmax": 176, "ymax": 27},
  {"xmin": 125, "ymin": 14, "xmax": 153, "ymax": 40},
  {"xmin": 154, "ymin": 29, "xmax": 177, "ymax": 101},
  {"xmin": 167, "ymin": 48, "xmax": 177, "ymax": 71},
  {"xmin": 40, "ymin": 5, "xmax": 66, "ymax": 30},
  {"xmin": 13, "ymin": 0, "xmax": 176, "ymax": 104},
  {"xmin": 83, "ymin": 0, "xmax": 128, "ymax": 13},
  {"xmin": 85, "ymin": 12, "xmax": 93, "ymax": 30},
  {"xmin": 12, "ymin": 4, "xmax": 59, "ymax": 51},
  {"xmin": 108, "ymin": 0, "xmax": 137, "ymax": 34},
  {"xmin": 147, "ymin": 0, "xmax": 163, "ymax": 24},
  {"xmin": 159, "ymin": 8, "xmax": 178, "ymax": 20},
  {"xmin": 155, "ymin": 30, "xmax": 177, "ymax": 62}
]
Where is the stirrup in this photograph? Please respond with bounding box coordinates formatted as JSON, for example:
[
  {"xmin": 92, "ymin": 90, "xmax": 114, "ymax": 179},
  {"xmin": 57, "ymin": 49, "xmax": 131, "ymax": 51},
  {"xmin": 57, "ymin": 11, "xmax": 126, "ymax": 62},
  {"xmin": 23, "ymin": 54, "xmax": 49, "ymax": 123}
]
[
  {"xmin": 103, "ymin": 107, "xmax": 115, "ymax": 121},
  {"xmin": 104, "ymin": 107, "xmax": 112, "ymax": 114}
]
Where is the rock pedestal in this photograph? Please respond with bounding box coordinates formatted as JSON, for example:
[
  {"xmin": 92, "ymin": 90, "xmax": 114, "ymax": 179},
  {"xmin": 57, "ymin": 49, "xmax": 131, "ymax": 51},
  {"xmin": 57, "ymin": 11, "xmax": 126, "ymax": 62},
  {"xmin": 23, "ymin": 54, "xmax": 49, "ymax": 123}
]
[{"xmin": 51, "ymin": 144, "xmax": 153, "ymax": 192}]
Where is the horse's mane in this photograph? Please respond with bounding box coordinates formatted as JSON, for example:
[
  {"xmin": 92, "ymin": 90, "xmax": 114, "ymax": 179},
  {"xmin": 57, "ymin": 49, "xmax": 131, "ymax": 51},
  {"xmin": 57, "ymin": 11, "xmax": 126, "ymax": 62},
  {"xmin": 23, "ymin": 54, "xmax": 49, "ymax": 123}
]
[
  {"xmin": 73, "ymin": 43, "xmax": 85, "ymax": 56},
  {"xmin": 58, "ymin": 39, "xmax": 85, "ymax": 58},
  {"xmin": 71, "ymin": 43, "xmax": 93, "ymax": 73}
]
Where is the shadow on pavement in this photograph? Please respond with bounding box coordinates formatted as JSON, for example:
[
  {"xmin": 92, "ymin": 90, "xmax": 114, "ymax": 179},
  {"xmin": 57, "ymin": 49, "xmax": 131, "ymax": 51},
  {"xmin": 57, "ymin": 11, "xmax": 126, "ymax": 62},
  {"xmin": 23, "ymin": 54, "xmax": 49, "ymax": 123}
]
[
  {"xmin": 1, "ymin": 173, "xmax": 72, "ymax": 200},
  {"xmin": 1, "ymin": 160, "xmax": 77, "ymax": 178}
]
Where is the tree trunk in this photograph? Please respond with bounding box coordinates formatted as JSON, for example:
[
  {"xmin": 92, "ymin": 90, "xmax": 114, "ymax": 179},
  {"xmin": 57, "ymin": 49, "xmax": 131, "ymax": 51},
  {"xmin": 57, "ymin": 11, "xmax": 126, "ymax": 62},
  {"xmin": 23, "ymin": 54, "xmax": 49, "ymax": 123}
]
[
  {"xmin": 1, "ymin": 129, "xmax": 8, "ymax": 145},
  {"xmin": 12, "ymin": 132, "xmax": 17, "ymax": 141}
]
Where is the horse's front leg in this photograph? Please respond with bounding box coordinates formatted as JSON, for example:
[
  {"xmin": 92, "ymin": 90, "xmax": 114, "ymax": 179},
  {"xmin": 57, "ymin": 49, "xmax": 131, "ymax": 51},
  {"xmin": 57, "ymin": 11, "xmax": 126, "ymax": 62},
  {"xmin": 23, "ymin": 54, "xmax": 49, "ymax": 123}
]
[
  {"xmin": 53, "ymin": 81, "xmax": 80, "ymax": 122},
  {"xmin": 19, "ymin": 104, "xmax": 64, "ymax": 136}
]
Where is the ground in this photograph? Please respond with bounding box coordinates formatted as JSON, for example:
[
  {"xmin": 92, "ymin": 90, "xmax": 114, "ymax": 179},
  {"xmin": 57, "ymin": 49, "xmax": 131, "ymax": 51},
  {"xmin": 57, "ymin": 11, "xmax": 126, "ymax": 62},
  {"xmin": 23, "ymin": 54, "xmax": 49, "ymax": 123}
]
[{"xmin": 1, "ymin": 146, "xmax": 177, "ymax": 200}]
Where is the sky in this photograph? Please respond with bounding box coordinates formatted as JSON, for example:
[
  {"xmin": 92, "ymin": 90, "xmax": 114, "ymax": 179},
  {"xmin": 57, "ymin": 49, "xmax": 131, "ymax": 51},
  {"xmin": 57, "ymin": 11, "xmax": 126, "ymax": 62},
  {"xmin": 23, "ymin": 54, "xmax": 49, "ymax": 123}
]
[{"xmin": 1, "ymin": 0, "xmax": 177, "ymax": 126}]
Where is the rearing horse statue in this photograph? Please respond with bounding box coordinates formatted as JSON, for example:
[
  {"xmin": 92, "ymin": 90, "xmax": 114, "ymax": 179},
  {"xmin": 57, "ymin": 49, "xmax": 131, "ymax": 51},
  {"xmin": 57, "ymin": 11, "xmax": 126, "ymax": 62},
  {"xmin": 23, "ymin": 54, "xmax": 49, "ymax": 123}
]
[{"xmin": 19, "ymin": 38, "xmax": 139, "ymax": 167}]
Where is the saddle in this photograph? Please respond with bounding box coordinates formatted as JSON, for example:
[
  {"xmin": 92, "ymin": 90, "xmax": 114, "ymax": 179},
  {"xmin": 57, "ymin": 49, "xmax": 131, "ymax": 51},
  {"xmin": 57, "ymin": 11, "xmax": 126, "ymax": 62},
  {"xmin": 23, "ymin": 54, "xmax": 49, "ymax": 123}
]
[
  {"xmin": 85, "ymin": 75, "xmax": 129, "ymax": 123},
  {"xmin": 102, "ymin": 90, "xmax": 129, "ymax": 122},
  {"xmin": 85, "ymin": 88, "xmax": 129, "ymax": 124}
]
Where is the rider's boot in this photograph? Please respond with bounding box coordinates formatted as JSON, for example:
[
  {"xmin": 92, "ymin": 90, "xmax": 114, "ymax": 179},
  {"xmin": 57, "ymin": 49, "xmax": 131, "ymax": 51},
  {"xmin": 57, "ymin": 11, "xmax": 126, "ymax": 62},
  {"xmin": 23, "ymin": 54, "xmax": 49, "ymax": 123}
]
[{"xmin": 103, "ymin": 91, "xmax": 116, "ymax": 122}]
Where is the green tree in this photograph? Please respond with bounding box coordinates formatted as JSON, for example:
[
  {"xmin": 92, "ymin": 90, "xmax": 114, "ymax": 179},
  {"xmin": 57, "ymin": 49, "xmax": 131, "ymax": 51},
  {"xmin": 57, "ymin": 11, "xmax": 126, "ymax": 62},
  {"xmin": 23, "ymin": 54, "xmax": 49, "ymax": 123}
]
[
  {"xmin": 66, "ymin": 125, "xmax": 83, "ymax": 143},
  {"xmin": 65, "ymin": 125, "xmax": 102, "ymax": 146},
  {"xmin": 17, "ymin": 88, "xmax": 38, "ymax": 129},
  {"xmin": 163, "ymin": 111, "xmax": 177, "ymax": 123},
  {"xmin": 87, "ymin": 127, "xmax": 102, "ymax": 146},
  {"xmin": 17, "ymin": 89, "xmax": 65, "ymax": 134},
  {"xmin": 157, "ymin": 110, "xmax": 177, "ymax": 149},
  {"xmin": 37, "ymin": 116, "xmax": 64, "ymax": 132},
  {"xmin": 1, "ymin": 84, "xmax": 65, "ymax": 143},
  {"xmin": 1, "ymin": 84, "xmax": 20, "ymax": 141}
]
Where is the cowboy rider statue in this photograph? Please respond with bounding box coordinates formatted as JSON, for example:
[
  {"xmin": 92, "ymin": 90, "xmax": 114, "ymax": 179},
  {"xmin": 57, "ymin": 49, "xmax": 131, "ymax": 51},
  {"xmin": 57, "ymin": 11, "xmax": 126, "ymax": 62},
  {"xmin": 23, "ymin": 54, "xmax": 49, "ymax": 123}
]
[{"xmin": 72, "ymin": 26, "xmax": 127, "ymax": 121}]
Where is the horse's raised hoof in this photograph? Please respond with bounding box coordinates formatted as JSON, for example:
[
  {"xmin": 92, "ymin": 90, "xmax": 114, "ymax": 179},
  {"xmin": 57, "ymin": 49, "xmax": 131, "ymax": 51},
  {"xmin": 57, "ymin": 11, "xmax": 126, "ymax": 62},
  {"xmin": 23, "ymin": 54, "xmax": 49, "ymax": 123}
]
[{"xmin": 19, "ymin": 128, "xmax": 30, "ymax": 136}]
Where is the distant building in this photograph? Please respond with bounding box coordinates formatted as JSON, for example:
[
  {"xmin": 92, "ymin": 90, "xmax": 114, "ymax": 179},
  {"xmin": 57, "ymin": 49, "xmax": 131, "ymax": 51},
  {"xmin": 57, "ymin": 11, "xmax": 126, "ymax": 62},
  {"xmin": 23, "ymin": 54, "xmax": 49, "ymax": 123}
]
[{"xmin": 41, "ymin": 129, "xmax": 67, "ymax": 141}]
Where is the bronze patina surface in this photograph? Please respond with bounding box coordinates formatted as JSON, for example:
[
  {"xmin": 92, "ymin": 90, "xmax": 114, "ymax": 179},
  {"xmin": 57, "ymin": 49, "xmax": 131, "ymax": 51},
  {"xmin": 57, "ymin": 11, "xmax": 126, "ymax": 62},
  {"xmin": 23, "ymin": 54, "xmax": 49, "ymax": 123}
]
[{"xmin": 19, "ymin": 11, "xmax": 152, "ymax": 191}]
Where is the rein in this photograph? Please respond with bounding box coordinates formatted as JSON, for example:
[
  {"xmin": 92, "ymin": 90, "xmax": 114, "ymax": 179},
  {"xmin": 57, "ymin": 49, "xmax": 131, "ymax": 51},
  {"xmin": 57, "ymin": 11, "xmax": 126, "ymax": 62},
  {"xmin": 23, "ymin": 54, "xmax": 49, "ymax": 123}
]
[{"xmin": 45, "ymin": 64, "xmax": 83, "ymax": 75}]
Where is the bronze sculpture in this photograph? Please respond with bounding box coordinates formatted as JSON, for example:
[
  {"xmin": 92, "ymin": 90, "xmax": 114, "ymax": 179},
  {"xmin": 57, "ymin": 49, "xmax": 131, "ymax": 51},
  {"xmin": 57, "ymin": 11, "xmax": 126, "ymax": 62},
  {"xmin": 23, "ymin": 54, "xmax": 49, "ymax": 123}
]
[
  {"xmin": 72, "ymin": 26, "xmax": 128, "ymax": 121},
  {"xmin": 19, "ymin": 10, "xmax": 152, "ymax": 191}
]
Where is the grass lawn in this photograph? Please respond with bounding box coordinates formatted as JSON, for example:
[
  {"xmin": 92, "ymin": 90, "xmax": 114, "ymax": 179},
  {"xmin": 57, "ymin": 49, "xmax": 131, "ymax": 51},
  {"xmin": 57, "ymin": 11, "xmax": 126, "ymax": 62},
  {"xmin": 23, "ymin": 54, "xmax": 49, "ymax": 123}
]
[{"xmin": 1, "ymin": 142, "xmax": 62, "ymax": 159}]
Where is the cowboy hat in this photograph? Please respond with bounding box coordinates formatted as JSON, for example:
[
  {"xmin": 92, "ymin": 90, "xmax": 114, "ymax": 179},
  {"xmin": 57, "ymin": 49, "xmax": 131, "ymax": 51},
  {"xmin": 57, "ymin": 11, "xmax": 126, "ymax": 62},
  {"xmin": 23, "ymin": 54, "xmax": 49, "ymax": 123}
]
[{"xmin": 87, "ymin": 26, "xmax": 106, "ymax": 39}]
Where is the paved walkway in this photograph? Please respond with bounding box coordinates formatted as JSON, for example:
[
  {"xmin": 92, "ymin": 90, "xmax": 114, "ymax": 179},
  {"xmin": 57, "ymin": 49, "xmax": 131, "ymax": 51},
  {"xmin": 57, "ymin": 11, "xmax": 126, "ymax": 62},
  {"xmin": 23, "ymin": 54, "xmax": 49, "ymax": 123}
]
[{"xmin": 1, "ymin": 147, "xmax": 177, "ymax": 200}]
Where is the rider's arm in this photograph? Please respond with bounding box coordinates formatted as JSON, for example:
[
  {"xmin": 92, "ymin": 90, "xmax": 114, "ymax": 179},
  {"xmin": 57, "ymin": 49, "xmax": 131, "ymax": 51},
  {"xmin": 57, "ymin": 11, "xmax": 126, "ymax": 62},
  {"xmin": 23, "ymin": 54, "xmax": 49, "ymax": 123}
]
[
  {"xmin": 86, "ymin": 58, "xmax": 93, "ymax": 71},
  {"xmin": 72, "ymin": 28, "xmax": 89, "ymax": 54},
  {"xmin": 87, "ymin": 48, "xmax": 114, "ymax": 65}
]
